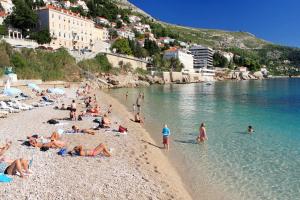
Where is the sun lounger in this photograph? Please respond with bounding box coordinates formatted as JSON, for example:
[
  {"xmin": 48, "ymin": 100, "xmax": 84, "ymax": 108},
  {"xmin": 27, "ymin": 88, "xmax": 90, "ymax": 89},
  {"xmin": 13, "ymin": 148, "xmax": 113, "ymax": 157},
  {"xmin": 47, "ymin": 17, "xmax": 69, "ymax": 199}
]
[
  {"xmin": 11, "ymin": 100, "xmax": 33, "ymax": 110},
  {"xmin": 0, "ymin": 101, "xmax": 20, "ymax": 113}
]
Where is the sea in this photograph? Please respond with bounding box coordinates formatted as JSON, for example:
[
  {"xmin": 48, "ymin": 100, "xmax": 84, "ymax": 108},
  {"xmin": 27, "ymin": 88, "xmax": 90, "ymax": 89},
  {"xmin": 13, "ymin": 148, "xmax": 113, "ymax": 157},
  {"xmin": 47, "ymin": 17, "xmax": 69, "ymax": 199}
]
[{"xmin": 109, "ymin": 78, "xmax": 300, "ymax": 200}]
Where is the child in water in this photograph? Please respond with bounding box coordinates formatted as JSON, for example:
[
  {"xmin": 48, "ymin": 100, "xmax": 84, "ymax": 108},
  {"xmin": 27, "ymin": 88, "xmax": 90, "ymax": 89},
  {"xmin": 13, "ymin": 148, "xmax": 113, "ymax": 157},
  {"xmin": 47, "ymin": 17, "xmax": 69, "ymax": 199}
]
[{"xmin": 248, "ymin": 126, "xmax": 254, "ymax": 134}]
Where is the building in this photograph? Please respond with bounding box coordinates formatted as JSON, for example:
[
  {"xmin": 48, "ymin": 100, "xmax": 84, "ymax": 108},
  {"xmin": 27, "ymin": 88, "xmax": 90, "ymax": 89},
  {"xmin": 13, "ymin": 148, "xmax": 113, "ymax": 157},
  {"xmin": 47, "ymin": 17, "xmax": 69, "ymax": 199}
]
[
  {"xmin": 37, "ymin": 5, "xmax": 106, "ymax": 51},
  {"xmin": 0, "ymin": 0, "xmax": 14, "ymax": 14},
  {"xmin": 129, "ymin": 15, "xmax": 141, "ymax": 23},
  {"xmin": 189, "ymin": 45, "xmax": 214, "ymax": 69},
  {"xmin": 94, "ymin": 26, "xmax": 109, "ymax": 41},
  {"xmin": 164, "ymin": 48, "xmax": 194, "ymax": 73},
  {"xmin": 0, "ymin": 11, "xmax": 7, "ymax": 25},
  {"xmin": 95, "ymin": 17, "xmax": 110, "ymax": 26},
  {"xmin": 117, "ymin": 28, "xmax": 135, "ymax": 40}
]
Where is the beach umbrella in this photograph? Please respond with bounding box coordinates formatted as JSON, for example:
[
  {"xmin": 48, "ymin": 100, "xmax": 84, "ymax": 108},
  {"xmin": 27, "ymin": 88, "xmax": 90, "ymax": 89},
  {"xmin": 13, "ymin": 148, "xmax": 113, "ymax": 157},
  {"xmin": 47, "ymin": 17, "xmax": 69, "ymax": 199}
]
[
  {"xmin": 3, "ymin": 88, "xmax": 22, "ymax": 97},
  {"xmin": 28, "ymin": 83, "xmax": 41, "ymax": 91},
  {"xmin": 48, "ymin": 88, "xmax": 65, "ymax": 95}
]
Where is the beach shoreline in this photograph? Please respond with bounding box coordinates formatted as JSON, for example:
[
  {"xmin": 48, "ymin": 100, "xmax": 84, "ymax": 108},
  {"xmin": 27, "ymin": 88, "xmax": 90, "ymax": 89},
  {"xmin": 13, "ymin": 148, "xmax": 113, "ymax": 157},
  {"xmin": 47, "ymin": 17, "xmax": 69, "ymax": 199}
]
[{"xmin": 0, "ymin": 84, "xmax": 192, "ymax": 200}]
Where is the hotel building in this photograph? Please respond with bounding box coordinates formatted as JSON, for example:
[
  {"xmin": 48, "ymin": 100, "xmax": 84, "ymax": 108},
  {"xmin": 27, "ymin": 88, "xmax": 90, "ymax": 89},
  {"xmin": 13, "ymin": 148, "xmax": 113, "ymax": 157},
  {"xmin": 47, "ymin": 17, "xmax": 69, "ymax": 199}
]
[
  {"xmin": 189, "ymin": 45, "xmax": 214, "ymax": 69},
  {"xmin": 37, "ymin": 5, "xmax": 107, "ymax": 51}
]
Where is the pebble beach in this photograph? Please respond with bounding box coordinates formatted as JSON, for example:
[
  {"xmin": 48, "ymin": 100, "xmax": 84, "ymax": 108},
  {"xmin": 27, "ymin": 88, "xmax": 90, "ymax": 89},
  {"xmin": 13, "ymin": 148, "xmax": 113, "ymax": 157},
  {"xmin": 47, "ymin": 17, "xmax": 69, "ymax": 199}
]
[{"xmin": 0, "ymin": 85, "xmax": 192, "ymax": 200}]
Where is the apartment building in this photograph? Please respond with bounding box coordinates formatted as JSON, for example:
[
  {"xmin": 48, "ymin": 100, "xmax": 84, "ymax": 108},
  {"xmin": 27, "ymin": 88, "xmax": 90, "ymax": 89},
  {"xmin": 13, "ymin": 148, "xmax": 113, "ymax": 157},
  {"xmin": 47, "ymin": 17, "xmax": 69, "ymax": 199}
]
[
  {"xmin": 189, "ymin": 45, "xmax": 214, "ymax": 69},
  {"xmin": 37, "ymin": 5, "xmax": 106, "ymax": 51},
  {"xmin": 164, "ymin": 47, "xmax": 194, "ymax": 72}
]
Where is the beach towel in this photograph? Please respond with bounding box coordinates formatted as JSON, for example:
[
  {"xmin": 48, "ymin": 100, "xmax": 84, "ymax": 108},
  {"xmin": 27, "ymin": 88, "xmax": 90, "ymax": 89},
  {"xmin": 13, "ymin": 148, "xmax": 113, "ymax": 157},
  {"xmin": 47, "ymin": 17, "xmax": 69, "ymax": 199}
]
[
  {"xmin": 118, "ymin": 125, "xmax": 128, "ymax": 133},
  {"xmin": 0, "ymin": 173, "xmax": 12, "ymax": 183}
]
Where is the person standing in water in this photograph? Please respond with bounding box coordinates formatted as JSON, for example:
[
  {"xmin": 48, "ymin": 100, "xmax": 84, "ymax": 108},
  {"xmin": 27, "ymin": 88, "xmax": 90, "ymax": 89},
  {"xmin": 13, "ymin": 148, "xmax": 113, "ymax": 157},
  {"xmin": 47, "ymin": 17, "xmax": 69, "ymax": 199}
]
[
  {"xmin": 248, "ymin": 125, "xmax": 254, "ymax": 134},
  {"xmin": 162, "ymin": 124, "xmax": 171, "ymax": 150},
  {"xmin": 125, "ymin": 91, "xmax": 128, "ymax": 100},
  {"xmin": 136, "ymin": 94, "xmax": 142, "ymax": 112},
  {"xmin": 197, "ymin": 123, "xmax": 208, "ymax": 143}
]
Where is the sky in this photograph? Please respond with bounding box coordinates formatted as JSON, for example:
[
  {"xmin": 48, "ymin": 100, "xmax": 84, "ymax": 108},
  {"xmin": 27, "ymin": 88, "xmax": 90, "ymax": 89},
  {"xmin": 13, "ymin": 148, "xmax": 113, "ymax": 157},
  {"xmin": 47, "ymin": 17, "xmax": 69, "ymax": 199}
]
[{"xmin": 128, "ymin": 0, "xmax": 300, "ymax": 47}]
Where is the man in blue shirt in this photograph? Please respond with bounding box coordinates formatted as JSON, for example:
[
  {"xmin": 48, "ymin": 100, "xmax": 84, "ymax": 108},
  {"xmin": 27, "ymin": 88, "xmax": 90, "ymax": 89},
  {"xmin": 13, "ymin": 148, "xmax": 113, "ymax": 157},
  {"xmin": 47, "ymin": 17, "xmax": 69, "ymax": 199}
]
[{"xmin": 162, "ymin": 124, "xmax": 171, "ymax": 150}]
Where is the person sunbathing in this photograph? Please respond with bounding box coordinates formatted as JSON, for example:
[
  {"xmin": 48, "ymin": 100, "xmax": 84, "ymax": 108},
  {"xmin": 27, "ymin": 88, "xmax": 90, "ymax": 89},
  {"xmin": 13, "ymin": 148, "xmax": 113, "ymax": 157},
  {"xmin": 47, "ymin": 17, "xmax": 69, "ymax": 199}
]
[
  {"xmin": 87, "ymin": 105, "xmax": 101, "ymax": 116},
  {"xmin": 27, "ymin": 132, "xmax": 60, "ymax": 141},
  {"xmin": 0, "ymin": 141, "xmax": 30, "ymax": 178},
  {"xmin": 102, "ymin": 114, "xmax": 111, "ymax": 128},
  {"xmin": 72, "ymin": 143, "xmax": 111, "ymax": 157},
  {"xmin": 29, "ymin": 139, "xmax": 65, "ymax": 149},
  {"xmin": 0, "ymin": 158, "xmax": 31, "ymax": 178},
  {"xmin": 71, "ymin": 125, "xmax": 95, "ymax": 135}
]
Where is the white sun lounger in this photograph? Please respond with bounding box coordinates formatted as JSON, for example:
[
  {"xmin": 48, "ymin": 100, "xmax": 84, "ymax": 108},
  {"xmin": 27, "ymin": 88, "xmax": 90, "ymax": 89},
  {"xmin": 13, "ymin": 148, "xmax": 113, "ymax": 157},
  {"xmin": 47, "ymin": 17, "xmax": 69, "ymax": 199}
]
[{"xmin": 0, "ymin": 101, "xmax": 20, "ymax": 113}]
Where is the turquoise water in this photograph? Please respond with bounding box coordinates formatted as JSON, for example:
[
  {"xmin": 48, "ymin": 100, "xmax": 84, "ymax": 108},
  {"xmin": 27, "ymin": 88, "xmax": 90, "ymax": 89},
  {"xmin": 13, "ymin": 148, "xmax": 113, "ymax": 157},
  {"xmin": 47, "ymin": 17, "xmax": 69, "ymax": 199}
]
[{"xmin": 109, "ymin": 79, "xmax": 300, "ymax": 200}]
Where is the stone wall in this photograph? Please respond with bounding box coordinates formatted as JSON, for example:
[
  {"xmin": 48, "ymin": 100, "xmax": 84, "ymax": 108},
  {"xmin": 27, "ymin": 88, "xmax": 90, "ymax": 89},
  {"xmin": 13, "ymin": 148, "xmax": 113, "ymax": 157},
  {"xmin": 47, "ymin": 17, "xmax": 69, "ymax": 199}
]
[{"xmin": 106, "ymin": 53, "xmax": 148, "ymax": 70}]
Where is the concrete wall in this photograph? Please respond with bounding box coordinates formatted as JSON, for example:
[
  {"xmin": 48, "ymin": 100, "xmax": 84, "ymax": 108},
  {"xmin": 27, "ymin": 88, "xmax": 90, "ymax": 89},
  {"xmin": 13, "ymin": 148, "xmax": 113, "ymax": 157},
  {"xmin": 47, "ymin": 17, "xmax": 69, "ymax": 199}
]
[
  {"xmin": 106, "ymin": 53, "xmax": 148, "ymax": 70},
  {"xmin": 170, "ymin": 72, "xmax": 183, "ymax": 82},
  {"xmin": 162, "ymin": 72, "xmax": 171, "ymax": 83},
  {"xmin": 188, "ymin": 73, "xmax": 205, "ymax": 82},
  {"xmin": 1, "ymin": 36, "xmax": 39, "ymax": 49}
]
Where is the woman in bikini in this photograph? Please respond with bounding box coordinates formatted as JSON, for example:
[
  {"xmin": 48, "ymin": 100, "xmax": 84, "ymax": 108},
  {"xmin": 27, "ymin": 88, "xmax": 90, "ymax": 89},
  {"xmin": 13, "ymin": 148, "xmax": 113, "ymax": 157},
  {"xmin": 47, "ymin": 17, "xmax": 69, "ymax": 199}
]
[
  {"xmin": 71, "ymin": 125, "xmax": 95, "ymax": 135},
  {"xmin": 0, "ymin": 141, "xmax": 31, "ymax": 178},
  {"xmin": 197, "ymin": 122, "xmax": 208, "ymax": 143},
  {"xmin": 72, "ymin": 143, "xmax": 111, "ymax": 157}
]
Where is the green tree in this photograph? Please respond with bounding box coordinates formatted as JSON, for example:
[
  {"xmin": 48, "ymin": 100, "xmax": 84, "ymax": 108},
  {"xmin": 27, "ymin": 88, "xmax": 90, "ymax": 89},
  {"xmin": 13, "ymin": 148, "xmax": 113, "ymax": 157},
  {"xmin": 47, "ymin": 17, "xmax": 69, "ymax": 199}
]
[
  {"xmin": 213, "ymin": 52, "xmax": 229, "ymax": 68},
  {"xmin": 116, "ymin": 20, "xmax": 122, "ymax": 29},
  {"xmin": 0, "ymin": 25, "xmax": 7, "ymax": 35},
  {"xmin": 70, "ymin": 6, "xmax": 87, "ymax": 17},
  {"xmin": 144, "ymin": 39, "xmax": 160, "ymax": 56},
  {"xmin": 30, "ymin": 29, "xmax": 51, "ymax": 44},
  {"xmin": 111, "ymin": 38, "xmax": 132, "ymax": 55},
  {"xmin": 108, "ymin": 29, "xmax": 118, "ymax": 39},
  {"xmin": 5, "ymin": 0, "xmax": 38, "ymax": 34}
]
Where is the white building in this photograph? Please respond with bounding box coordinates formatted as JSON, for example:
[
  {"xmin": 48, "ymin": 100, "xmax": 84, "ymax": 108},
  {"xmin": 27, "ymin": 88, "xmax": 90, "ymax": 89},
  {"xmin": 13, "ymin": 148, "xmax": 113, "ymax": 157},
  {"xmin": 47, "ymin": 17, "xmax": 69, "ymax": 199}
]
[
  {"xmin": 129, "ymin": 15, "xmax": 141, "ymax": 23},
  {"xmin": 189, "ymin": 45, "xmax": 214, "ymax": 69},
  {"xmin": 164, "ymin": 48, "xmax": 194, "ymax": 73},
  {"xmin": 37, "ymin": 5, "xmax": 107, "ymax": 51},
  {"xmin": 0, "ymin": 0, "xmax": 14, "ymax": 14},
  {"xmin": 95, "ymin": 17, "xmax": 110, "ymax": 26},
  {"xmin": 76, "ymin": 0, "xmax": 88, "ymax": 11},
  {"xmin": 117, "ymin": 29, "xmax": 135, "ymax": 40}
]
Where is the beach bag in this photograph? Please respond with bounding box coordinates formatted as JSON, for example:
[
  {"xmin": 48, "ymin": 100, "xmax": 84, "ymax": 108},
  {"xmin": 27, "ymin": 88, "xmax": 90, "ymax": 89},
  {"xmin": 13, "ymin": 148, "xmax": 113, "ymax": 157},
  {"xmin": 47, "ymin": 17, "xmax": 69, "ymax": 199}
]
[
  {"xmin": 118, "ymin": 125, "xmax": 128, "ymax": 133},
  {"xmin": 57, "ymin": 148, "xmax": 68, "ymax": 156},
  {"xmin": 47, "ymin": 119, "xmax": 59, "ymax": 124}
]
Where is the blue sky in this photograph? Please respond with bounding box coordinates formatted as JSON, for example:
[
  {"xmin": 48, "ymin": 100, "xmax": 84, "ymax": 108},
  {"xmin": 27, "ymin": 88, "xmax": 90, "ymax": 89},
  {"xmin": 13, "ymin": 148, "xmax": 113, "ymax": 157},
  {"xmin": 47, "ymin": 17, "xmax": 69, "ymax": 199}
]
[{"xmin": 128, "ymin": 0, "xmax": 300, "ymax": 47}]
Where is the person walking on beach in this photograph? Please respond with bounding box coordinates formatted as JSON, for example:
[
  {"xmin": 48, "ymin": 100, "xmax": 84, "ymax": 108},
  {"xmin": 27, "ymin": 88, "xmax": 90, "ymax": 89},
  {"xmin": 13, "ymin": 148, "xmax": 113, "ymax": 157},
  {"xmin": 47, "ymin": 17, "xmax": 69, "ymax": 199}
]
[
  {"xmin": 197, "ymin": 123, "xmax": 208, "ymax": 143},
  {"xmin": 162, "ymin": 124, "xmax": 171, "ymax": 150}
]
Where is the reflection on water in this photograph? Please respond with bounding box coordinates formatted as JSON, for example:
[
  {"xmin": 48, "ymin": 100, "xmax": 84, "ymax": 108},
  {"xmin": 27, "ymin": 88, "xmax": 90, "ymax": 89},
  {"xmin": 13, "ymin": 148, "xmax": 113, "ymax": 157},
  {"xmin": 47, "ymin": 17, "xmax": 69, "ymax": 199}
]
[{"xmin": 109, "ymin": 79, "xmax": 300, "ymax": 200}]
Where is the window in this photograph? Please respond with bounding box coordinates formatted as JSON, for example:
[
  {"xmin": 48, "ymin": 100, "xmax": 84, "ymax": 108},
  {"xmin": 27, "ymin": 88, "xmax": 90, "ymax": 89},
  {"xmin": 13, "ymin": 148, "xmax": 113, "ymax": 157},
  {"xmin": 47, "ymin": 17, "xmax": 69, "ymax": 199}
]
[{"xmin": 59, "ymin": 32, "xmax": 61, "ymax": 37}]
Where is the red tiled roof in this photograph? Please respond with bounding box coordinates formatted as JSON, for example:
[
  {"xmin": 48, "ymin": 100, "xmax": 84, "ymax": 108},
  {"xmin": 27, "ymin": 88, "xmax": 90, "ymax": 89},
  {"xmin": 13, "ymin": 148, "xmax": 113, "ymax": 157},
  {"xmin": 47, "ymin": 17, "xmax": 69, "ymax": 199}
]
[
  {"xmin": 0, "ymin": 11, "xmax": 7, "ymax": 17},
  {"xmin": 40, "ymin": 5, "xmax": 92, "ymax": 21}
]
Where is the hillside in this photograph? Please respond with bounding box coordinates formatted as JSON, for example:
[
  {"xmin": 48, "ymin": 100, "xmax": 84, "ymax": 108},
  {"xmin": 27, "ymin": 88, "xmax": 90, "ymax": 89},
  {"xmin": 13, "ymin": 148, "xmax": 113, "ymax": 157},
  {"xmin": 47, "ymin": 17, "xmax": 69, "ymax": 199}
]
[
  {"xmin": 116, "ymin": 0, "xmax": 268, "ymax": 50},
  {"xmin": 116, "ymin": 0, "xmax": 300, "ymax": 75}
]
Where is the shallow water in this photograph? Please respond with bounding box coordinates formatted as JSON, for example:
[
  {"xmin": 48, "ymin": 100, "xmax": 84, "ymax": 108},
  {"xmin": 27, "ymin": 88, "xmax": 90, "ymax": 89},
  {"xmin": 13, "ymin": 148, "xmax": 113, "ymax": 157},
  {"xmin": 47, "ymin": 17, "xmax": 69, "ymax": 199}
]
[{"xmin": 109, "ymin": 78, "xmax": 300, "ymax": 200}]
